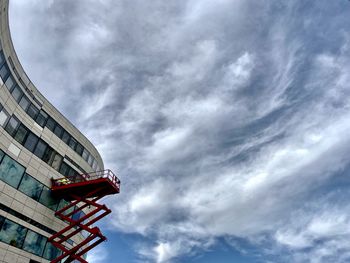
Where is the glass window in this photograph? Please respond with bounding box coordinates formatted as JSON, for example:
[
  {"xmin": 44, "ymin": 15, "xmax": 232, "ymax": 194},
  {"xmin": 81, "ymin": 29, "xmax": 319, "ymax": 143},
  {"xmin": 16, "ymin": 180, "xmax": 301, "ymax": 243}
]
[
  {"xmin": 0, "ymin": 52, "xmax": 5, "ymax": 66},
  {"xmin": 57, "ymin": 200, "xmax": 75, "ymax": 218},
  {"xmin": 35, "ymin": 110, "xmax": 48, "ymax": 127},
  {"xmin": 0, "ymin": 149, "xmax": 4, "ymax": 162},
  {"xmin": 88, "ymin": 154, "xmax": 94, "ymax": 166},
  {"xmin": 4, "ymin": 116, "xmax": 20, "ymax": 136},
  {"xmin": 72, "ymin": 210, "xmax": 85, "ymax": 222},
  {"xmin": 39, "ymin": 187, "xmax": 59, "ymax": 210},
  {"xmin": 33, "ymin": 140, "xmax": 48, "ymax": 159},
  {"xmin": 11, "ymin": 85, "xmax": 23, "ymax": 102},
  {"xmin": 59, "ymin": 162, "xmax": 70, "ymax": 176},
  {"xmin": 82, "ymin": 149, "xmax": 89, "ymax": 162},
  {"xmin": 62, "ymin": 130, "xmax": 70, "ymax": 144},
  {"xmin": 46, "ymin": 117, "xmax": 56, "ymax": 132},
  {"xmin": 0, "ymin": 155, "xmax": 25, "ymax": 188},
  {"xmin": 92, "ymin": 159, "xmax": 98, "ymax": 170},
  {"xmin": 14, "ymin": 124, "xmax": 29, "ymax": 144},
  {"xmin": 51, "ymin": 153, "xmax": 63, "ymax": 171},
  {"xmin": 18, "ymin": 173, "xmax": 43, "ymax": 201},
  {"xmin": 0, "ymin": 64, "xmax": 10, "ymax": 81},
  {"xmin": 27, "ymin": 104, "xmax": 39, "ymax": 119},
  {"xmin": 68, "ymin": 137, "xmax": 77, "ymax": 150},
  {"xmin": 67, "ymin": 167, "xmax": 77, "ymax": 177},
  {"xmin": 43, "ymin": 241, "xmax": 61, "ymax": 261},
  {"xmin": 76, "ymin": 143, "xmax": 83, "ymax": 156},
  {"xmin": 0, "ymin": 108, "xmax": 10, "ymax": 127},
  {"xmin": 4, "ymin": 75, "xmax": 15, "ymax": 91},
  {"xmin": 19, "ymin": 95, "xmax": 30, "ymax": 111},
  {"xmin": 23, "ymin": 132, "xmax": 39, "ymax": 152},
  {"xmin": 42, "ymin": 147, "xmax": 54, "ymax": 165},
  {"xmin": 0, "ymin": 216, "xmax": 4, "ymax": 230},
  {"xmin": 57, "ymin": 199, "xmax": 69, "ymax": 213},
  {"xmin": 0, "ymin": 219, "xmax": 27, "ymax": 248},
  {"xmin": 22, "ymin": 230, "xmax": 47, "ymax": 256},
  {"xmin": 53, "ymin": 124, "xmax": 63, "ymax": 138}
]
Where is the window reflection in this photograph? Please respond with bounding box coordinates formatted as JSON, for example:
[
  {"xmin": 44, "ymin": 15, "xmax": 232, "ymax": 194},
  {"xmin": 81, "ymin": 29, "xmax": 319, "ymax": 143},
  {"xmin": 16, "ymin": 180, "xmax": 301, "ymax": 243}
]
[
  {"xmin": 33, "ymin": 140, "xmax": 48, "ymax": 159},
  {"xmin": 0, "ymin": 108, "xmax": 10, "ymax": 127},
  {"xmin": 39, "ymin": 187, "xmax": 59, "ymax": 211},
  {"xmin": 24, "ymin": 132, "xmax": 39, "ymax": 152},
  {"xmin": 22, "ymin": 230, "xmax": 47, "ymax": 256},
  {"xmin": 11, "ymin": 85, "xmax": 23, "ymax": 102},
  {"xmin": 43, "ymin": 241, "xmax": 62, "ymax": 261},
  {"xmin": 0, "ymin": 219, "xmax": 27, "ymax": 248},
  {"xmin": 0, "ymin": 155, "xmax": 25, "ymax": 188},
  {"xmin": 19, "ymin": 96, "xmax": 30, "ymax": 111},
  {"xmin": 4, "ymin": 75, "xmax": 15, "ymax": 91},
  {"xmin": 18, "ymin": 173, "xmax": 43, "ymax": 201},
  {"xmin": 14, "ymin": 124, "xmax": 29, "ymax": 144},
  {"xmin": 4, "ymin": 116, "xmax": 20, "ymax": 136}
]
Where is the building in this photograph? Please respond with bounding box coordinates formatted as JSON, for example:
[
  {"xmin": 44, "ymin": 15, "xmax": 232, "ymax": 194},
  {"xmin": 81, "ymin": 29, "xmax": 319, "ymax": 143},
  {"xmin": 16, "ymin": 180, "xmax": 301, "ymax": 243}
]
[{"xmin": 0, "ymin": 0, "xmax": 110, "ymax": 262}]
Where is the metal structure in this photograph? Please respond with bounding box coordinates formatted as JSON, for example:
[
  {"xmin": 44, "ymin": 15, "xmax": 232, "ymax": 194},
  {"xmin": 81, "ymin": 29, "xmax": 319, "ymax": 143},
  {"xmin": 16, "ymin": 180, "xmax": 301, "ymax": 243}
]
[{"xmin": 48, "ymin": 170, "xmax": 120, "ymax": 263}]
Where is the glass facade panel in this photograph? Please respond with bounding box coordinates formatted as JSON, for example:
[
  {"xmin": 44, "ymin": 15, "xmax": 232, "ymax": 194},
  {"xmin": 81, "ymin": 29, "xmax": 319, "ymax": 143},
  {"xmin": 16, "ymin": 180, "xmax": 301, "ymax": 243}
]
[
  {"xmin": 0, "ymin": 64, "xmax": 10, "ymax": 80},
  {"xmin": 14, "ymin": 124, "xmax": 29, "ymax": 144},
  {"xmin": 39, "ymin": 187, "xmax": 59, "ymax": 210},
  {"xmin": 35, "ymin": 110, "xmax": 48, "ymax": 127},
  {"xmin": 59, "ymin": 162, "xmax": 70, "ymax": 176},
  {"xmin": 69, "ymin": 137, "xmax": 77, "ymax": 150},
  {"xmin": 82, "ymin": 149, "xmax": 89, "ymax": 162},
  {"xmin": 92, "ymin": 159, "xmax": 98, "ymax": 170},
  {"xmin": 0, "ymin": 108, "xmax": 10, "ymax": 127},
  {"xmin": 43, "ymin": 241, "xmax": 61, "ymax": 261},
  {"xmin": 42, "ymin": 147, "xmax": 54, "ymax": 165},
  {"xmin": 0, "ymin": 219, "xmax": 27, "ymax": 248},
  {"xmin": 4, "ymin": 116, "xmax": 20, "ymax": 136},
  {"xmin": 52, "ymin": 153, "xmax": 63, "ymax": 171},
  {"xmin": 0, "ymin": 216, "xmax": 4, "ymax": 230},
  {"xmin": 0, "ymin": 52, "xmax": 5, "ymax": 65},
  {"xmin": 88, "ymin": 154, "xmax": 94, "ymax": 166},
  {"xmin": 76, "ymin": 143, "xmax": 83, "ymax": 156},
  {"xmin": 62, "ymin": 131, "xmax": 70, "ymax": 144},
  {"xmin": 22, "ymin": 230, "xmax": 47, "ymax": 256},
  {"xmin": 27, "ymin": 104, "xmax": 39, "ymax": 119},
  {"xmin": 57, "ymin": 200, "xmax": 74, "ymax": 216},
  {"xmin": 33, "ymin": 140, "xmax": 48, "ymax": 159},
  {"xmin": 46, "ymin": 117, "xmax": 56, "ymax": 132},
  {"xmin": 18, "ymin": 173, "xmax": 43, "ymax": 201},
  {"xmin": 19, "ymin": 95, "xmax": 30, "ymax": 111},
  {"xmin": 11, "ymin": 85, "xmax": 23, "ymax": 102},
  {"xmin": 24, "ymin": 132, "xmax": 39, "ymax": 152},
  {"xmin": 53, "ymin": 124, "xmax": 63, "ymax": 138},
  {"xmin": 72, "ymin": 210, "xmax": 85, "ymax": 222},
  {"xmin": 0, "ymin": 155, "xmax": 25, "ymax": 188},
  {"xmin": 4, "ymin": 75, "xmax": 15, "ymax": 91}
]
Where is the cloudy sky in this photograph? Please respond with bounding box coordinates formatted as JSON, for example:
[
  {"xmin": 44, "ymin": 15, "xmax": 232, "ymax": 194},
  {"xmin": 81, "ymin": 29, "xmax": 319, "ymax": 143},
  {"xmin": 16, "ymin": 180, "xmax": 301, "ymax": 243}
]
[{"xmin": 8, "ymin": 0, "xmax": 350, "ymax": 262}]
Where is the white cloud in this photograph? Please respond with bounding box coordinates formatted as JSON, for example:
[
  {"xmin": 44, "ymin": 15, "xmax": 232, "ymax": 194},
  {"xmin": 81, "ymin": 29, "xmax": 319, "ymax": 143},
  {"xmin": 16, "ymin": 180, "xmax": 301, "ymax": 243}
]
[
  {"xmin": 86, "ymin": 245, "xmax": 108, "ymax": 263},
  {"xmin": 8, "ymin": 0, "xmax": 350, "ymax": 263}
]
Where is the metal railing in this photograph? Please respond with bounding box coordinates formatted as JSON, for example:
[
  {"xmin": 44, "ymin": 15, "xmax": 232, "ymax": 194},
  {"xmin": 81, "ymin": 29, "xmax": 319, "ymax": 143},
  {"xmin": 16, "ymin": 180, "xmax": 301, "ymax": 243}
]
[{"xmin": 52, "ymin": 169, "xmax": 120, "ymax": 188}]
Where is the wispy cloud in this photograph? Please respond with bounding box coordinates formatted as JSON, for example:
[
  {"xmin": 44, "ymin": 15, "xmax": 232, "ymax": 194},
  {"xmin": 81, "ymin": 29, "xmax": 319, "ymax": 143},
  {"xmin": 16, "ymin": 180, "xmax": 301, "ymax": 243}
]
[
  {"xmin": 86, "ymin": 245, "xmax": 108, "ymax": 263},
  {"xmin": 9, "ymin": 0, "xmax": 350, "ymax": 262}
]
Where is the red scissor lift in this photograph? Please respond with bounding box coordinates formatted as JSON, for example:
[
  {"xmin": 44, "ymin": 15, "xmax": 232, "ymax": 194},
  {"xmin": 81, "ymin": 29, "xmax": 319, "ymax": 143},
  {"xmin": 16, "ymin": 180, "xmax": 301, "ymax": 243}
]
[{"xmin": 49, "ymin": 170, "xmax": 120, "ymax": 263}]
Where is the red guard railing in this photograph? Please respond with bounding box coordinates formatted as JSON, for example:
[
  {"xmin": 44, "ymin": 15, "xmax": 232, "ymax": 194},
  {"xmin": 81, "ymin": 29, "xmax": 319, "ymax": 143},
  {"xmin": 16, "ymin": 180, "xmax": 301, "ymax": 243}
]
[{"xmin": 51, "ymin": 169, "xmax": 120, "ymax": 188}]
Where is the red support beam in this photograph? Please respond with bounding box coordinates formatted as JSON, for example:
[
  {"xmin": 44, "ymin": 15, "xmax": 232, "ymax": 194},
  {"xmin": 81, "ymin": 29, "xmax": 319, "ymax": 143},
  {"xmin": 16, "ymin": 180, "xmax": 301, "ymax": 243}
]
[{"xmin": 48, "ymin": 170, "xmax": 120, "ymax": 263}]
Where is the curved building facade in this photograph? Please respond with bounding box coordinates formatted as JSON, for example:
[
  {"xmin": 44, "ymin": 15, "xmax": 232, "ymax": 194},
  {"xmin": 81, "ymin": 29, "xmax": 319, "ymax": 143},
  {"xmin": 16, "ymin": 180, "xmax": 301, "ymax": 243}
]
[{"xmin": 0, "ymin": 0, "xmax": 106, "ymax": 262}]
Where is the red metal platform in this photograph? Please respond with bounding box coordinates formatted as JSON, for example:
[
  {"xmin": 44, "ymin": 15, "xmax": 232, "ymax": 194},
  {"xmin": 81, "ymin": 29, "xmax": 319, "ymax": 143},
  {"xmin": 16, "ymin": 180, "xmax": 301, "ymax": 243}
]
[
  {"xmin": 48, "ymin": 169, "xmax": 120, "ymax": 263},
  {"xmin": 51, "ymin": 170, "xmax": 120, "ymax": 200}
]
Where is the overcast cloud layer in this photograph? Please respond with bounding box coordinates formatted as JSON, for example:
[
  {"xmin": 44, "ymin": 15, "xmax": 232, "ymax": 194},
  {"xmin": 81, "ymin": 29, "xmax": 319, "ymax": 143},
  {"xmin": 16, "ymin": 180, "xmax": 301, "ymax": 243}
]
[{"xmin": 9, "ymin": 1, "xmax": 350, "ymax": 262}]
